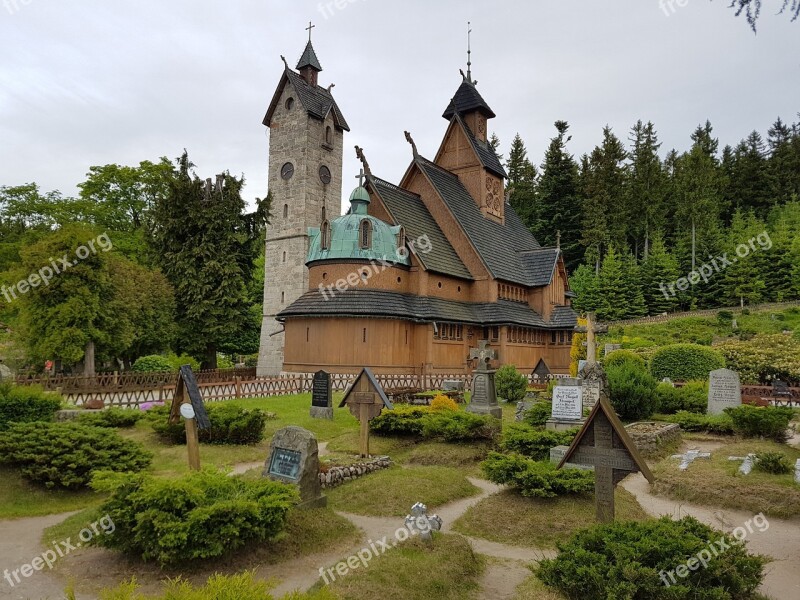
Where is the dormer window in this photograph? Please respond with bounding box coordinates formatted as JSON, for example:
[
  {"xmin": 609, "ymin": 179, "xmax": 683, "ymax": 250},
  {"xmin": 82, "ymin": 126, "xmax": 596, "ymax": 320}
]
[
  {"xmin": 360, "ymin": 220, "xmax": 372, "ymax": 249},
  {"xmin": 320, "ymin": 220, "xmax": 331, "ymax": 250}
]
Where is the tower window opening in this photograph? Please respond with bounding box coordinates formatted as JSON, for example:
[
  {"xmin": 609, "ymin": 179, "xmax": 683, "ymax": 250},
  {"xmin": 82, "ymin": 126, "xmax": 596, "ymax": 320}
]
[
  {"xmin": 360, "ymin": 221, "xmax": 372, "ymax": 249},
  {"xmin": 283, "ymin": 204, "xmax": 288, "ymax": 219},
  {"xmin": 285, "ymin": 97, "xmax": 294, "ymax": 110},
  {"xmin": 321, "ymin": 220, "xmax": 331, "ymax": 250},
  {"xmin": 325, "ymin": 126, "xmax": 333, "ymax": 145}
]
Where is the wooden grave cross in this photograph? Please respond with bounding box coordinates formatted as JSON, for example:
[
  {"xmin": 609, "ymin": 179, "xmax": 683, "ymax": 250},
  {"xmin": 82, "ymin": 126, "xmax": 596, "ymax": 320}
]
[
  {"xmin": 339, "ymin": 367, "xmax": 393, "ymax": 458},
  {"xmin": 574, "ymin": 312, "xmax": 608, "ymax": 366},
  {"xmin": 169, "ymin": 365, "xmax": 211, "ymax": 471},
  {"xmin": 558, "ymin": 395, "xmax": 653, "ymax": 522}
]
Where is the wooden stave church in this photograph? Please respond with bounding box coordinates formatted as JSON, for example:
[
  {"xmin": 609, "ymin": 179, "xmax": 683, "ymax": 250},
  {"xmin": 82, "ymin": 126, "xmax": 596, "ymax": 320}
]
[{"xmin": 262, "ymin": 39, "xmax": 577, "ymax": 377}]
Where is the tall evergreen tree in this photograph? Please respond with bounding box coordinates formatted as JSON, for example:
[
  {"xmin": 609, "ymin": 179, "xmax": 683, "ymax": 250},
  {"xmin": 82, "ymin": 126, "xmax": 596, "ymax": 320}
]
[
  {"xmin": 595, "ymin": 246, "xmax": 628, "ymax": 321},
  {"xmin": 767, "ymin": 117, "xmax": 800, "ymax": 204},
  {"xmin": 627, "ymin": 121, "xmax": 666, "ymax": 258},
  {"xmin": 505, "ymin": 134, "xmax": 537, "ymax": 227},
  {"xmin": 621, "ymin": 252, "xmax": 647, "ymax": 318},
  {"xmin": 728, "ymin": 131, "xmax": 772, "ymax": 218},
  {"xmin": 722, "ymin": 211, "xmax": 767, "ymax": 307},
  {"xmin": 569, "ymin": 263, "xmax": 600, "ymax": 314},
  {"xmin": 640, "ymin": 234, "xmax": 680, "ymax": 314}
]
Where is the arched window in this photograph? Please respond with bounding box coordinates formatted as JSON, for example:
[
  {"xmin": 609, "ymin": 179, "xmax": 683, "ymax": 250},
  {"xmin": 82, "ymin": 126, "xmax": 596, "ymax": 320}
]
[
  {"xmin": 325, "ymin": 126, "xmax": 333, "ymax": 145},
  {"xmin": 320, "ymin": 220, "xmax": 331, "ymax": 250},
  {"xmin": 285, "ymin": 97, "xmax": 294, "ymax": 110},
  {"xmin": 360, "ymin": 220, "xmax": 372, "ymax": 249},
  {"xmin": 397, "ymin": 226, "xmax": 406, "ymax": 252},
  {"xmin": 283, "ymin": 204, "xmax": 288, "ymax": 219},
  {"xmin": 321, "ymin": 206, "xmax": 326, "ymax": 221}
]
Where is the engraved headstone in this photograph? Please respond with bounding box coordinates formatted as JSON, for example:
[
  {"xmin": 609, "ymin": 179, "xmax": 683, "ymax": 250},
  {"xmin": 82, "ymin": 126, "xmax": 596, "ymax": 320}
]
[
  {"xmin": 264, "ymin": 426, "xmax": 326, "ymax": 508},
  {"xmin": 604, "ymin": 343, "xmax": 622, "ymax": 357},
  {"xmin": 708, "ymin": 368, "xmax": 742, "ymax": 416},
  {"xmin": 547, "ymin": 378, "xmax": 584, "ymax": 431},
  {"xmin": 466, "ymin": 340, "xmax": 502, "ymax": 419},
  {"xmin": 310, "ymin": 370, "xmax": 333, "ymax": 420},
  {"xmin": 582, "ymin": 379, "xmax": 601, "ymax": 410}
]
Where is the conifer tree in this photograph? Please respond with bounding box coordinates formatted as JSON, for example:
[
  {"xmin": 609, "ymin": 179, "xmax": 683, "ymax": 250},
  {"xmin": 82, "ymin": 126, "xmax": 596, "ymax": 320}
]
[
  {"xmin": 621, "ymin": 252, "xmax": 648, "ymax": 318},
  {"xmin": 627, "ymin": 121, "xmax": 666, "ymax": 258},
  {"xmin": 595, "ymin": 246, "xmax": 628, "ymax": 321},
  {"xmin": 640, "ymin": 234, "xmax": 680, "ymax": 315}
]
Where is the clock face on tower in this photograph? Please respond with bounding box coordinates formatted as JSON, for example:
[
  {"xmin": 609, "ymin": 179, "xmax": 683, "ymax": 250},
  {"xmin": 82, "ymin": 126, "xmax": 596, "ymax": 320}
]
[
  {"xmin": 281, "ymin": 162, "xmax": 294, "ymax": 180},
  {"xmin": 319, "ymin": 165, "xmax": 332, "ymax": 185}
]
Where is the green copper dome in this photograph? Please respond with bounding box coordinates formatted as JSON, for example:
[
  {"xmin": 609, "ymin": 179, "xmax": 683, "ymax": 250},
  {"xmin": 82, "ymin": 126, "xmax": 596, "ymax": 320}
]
[{"xmin": 307, "ymin": 186, "xmax": 410, "ymax": 266}]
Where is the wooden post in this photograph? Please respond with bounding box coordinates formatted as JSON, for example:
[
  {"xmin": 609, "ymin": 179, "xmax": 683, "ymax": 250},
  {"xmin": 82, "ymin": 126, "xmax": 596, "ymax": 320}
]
[
  {"xmin": 180, "ymin": 384, "xmax": 201, "ymax": 471},
  {"xmin": 235, "ymin": 376, "xmax": 241, "ymax": 399},
  {"xmin": 586, "ymin": 312, "xmax": 597, "ymax": 366},
  {"xmin": 359, "ymin": 402, "xmax": 370, "ymax": 458}
]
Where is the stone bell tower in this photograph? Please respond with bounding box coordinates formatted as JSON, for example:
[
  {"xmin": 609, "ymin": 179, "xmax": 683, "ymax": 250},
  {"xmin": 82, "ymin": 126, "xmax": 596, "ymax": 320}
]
[{"xmin": 257, "ymin": 31, "xmax": 349, "ymax": 376}]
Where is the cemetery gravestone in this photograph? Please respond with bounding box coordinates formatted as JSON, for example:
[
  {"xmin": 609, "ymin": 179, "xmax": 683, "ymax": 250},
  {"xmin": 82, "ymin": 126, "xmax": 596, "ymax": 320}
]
[
  {"xmin": 310, "ymin": 370, "xmax": 333, "ymax": 420},
  {"xmin": 547, "ymin": 378, "xmax": 584, "ymax": 431},
  {"xmin": 582, "ymin": 379, "xmax": 601, "ymax": 410},
  {"xmin": 707, "ymin": 368, "xmax": 742, "ymax": 415},
  {"xmin": 264, "ymin": 425, "xmax": 326, "ymax": 508},
  {"xmin": 467, "ymin": 340, "xmax": 502, "ymax": 419},
  {"xmin": 672, "ymin": 448, "xmax": 712, "ymax": 471},
  {"xmin": 795, "ymin": 459, "xmax": 800, "ymax": 485},
  {"xmin": 604, "ymin": 343, "xmax": 622, "ymax": 356}
]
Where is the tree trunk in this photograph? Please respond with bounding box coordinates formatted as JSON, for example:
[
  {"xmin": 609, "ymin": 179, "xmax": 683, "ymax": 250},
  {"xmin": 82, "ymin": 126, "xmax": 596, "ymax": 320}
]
[
  {"xmin": 691, "ymin": 219, "xmax": 697, "ymax": 273},
  {"xmin": 84, "ymin": 340, "xmax": 96, "ymax": 377},
  {"xmin": 202, "ymin": 345, "xmax": 217, "ymax": 370}
]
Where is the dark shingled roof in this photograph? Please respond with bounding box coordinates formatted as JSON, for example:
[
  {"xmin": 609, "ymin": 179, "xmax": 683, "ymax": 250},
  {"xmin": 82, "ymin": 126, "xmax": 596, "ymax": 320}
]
[
  {"xmin": 455, "ymin": 115, "xmax": 507, "ymax": 178},
  {"xmin": 296, "ymin": 41, "xmax": 322, "ymax": 71},
  {"xmin": 369, "ymin": 176, "xmax": 473, "ymax": 280},
  {"xmin": 443, "ymin": 79, "xmax": 496, "ymax": 120},
  {"xmin": 264, "ymin": 68, "xmax": 350, "ymax": 132},
  {"xmin": 279, "ymin": 289, "xmax": 576, "ymax": 329},
  {"xmin": 518, "ymin": 248, "xmax": 561, "ymax": 287},
  {"xmin": 417, "ymin": 158, "xmax": 545, "ymax": 287}
]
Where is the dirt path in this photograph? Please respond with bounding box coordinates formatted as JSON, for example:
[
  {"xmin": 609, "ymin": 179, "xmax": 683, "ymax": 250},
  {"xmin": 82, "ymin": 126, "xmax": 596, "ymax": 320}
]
[
  {"xmin": 621, "ymin": 473, "xmax": 800, "ymax": 600},
  {"xmin": 0, "ymin": 512, "xmax": 92, "ymax": 600}
]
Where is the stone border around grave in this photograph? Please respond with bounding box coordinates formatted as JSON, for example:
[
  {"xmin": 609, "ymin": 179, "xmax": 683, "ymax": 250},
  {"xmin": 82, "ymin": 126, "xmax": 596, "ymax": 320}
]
[
  {"xmin": 319, "ymin": 456, "xmax": 392, "ymax": 488},
  {"xmin": 625, "ymin": 422, "xmax": 682, "ymax": 459}
]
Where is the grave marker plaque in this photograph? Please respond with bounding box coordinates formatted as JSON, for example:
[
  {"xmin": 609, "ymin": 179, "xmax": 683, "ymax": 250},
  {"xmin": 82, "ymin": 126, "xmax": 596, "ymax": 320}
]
[
  {"xmin": 707, "ymin": 368, "xmax": 742, "ymax": 416},
  {"xmin": 339, "ymin": 368, "xmax": 393, "ymax": 457},
  {"xmin": 264, "ymin": 426, "xmax": 326, "ymax": 508},
  {"xmin": 310, "ymin": 370, "xmax": 333, "ymax": 420}
]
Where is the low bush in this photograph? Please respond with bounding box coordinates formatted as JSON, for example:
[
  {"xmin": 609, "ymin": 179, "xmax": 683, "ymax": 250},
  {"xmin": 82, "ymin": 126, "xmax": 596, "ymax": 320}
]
[
  {"xmin": 725, "ymin": 405, "xmax": 793, "ymax": 443},
  {"xmin": 0, "ymin": 383, "xmax": 62, "ymax": 430},
  {"xmin": 131, "ymin": 355, "xmax": 172, "ymax": 373},
  {"xmin": 650, "ymin": 344, "xmax": 726, "ymax": 382},
  {"xmin": 522, "ymin": 401, "xmax": 552, "ymax": 427},
  {"xmin": 421, "ymin": 411, "xmax": 500, "ymax": 442},
  {"xmin": 607, "ymin": 361, "xmax": 658, "ymax": 421},
  {"xmin": 151, "ymin": 404, "xmax": 268, "ymax": 445},
  {"xmin": 537, "ymin": 516, "xmax": 767, "ymax": 599},
  {"xmin": 603, "ymin": 349, "xmax": 646, "ymax": 371},
  {"xmin": 754, "ymin": 451, "xmax": 793, "ymax": 475},
  {"xmin": 0, "ymin": 422, "xmax": 151, "ymax": 488},
  {"xmin": 717, "ymin": 310, "xmax": 734, "ymax": 324},
  {"xmin": 501, "ymin": 424, "xmax": 577, "ymax": 460},
  {"xmin": 481, "ymin": 452, "xmax": 594, "ymax": 498},
  {"xmin": 91, "ymin": 469, "xmax": 297, "ymax": 565},
  {"xmin": 661, "ymin": 411, "xmax": 735, "ymax": 435},
  {"xmin": 430, "ymin": 394, "xmax": 459, "ymax": 412},
  {"xmin": 655, "ymin": 381, "xmax": 707, "ymax": 414},
  {"xmin": 166, "ymin": 353, "xmax": 201, "ymax": 372},
  {"xmin": 495, "ymin": 364, "xmax": 528, "ymax": 403},
  {"xmin": 77, "ymin": 408, "xmax": 142, "ymax": 428},
  {"xmin": 369, "ymin": 406, "xmax": 430, "ymax": 436}
]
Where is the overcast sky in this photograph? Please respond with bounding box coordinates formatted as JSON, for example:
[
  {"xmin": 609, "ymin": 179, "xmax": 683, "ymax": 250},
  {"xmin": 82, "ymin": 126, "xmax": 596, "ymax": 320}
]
[{"xmin": 1, "ymin": 0, "xmax": 798, "ymax": 214}]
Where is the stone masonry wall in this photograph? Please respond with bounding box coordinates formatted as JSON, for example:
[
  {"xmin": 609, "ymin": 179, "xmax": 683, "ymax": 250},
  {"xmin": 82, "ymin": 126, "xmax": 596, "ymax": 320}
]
[{"xmin": 319, "ymin": 456, "xmax": 391, "ymax": 489}]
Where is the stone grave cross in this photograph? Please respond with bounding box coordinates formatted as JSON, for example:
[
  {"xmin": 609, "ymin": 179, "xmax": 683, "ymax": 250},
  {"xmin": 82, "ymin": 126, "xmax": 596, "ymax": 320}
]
[
  {"xmin": 728, "ymin": 454, "xmax": 757, "ymax": 475},
  {"xmin": 404, "ymin": 502, "xmax": 442, "ymax": 543},
  {"xmin": 340, "ymin": 368, "xmax": 393, "ymax": 458},
  {"xmin": 469, "ymin": 340, "xmax": 496, "ymax": 372},
  {"xmin": 671, "ymin": 448, "xmax": 712, "ymax": 471}
]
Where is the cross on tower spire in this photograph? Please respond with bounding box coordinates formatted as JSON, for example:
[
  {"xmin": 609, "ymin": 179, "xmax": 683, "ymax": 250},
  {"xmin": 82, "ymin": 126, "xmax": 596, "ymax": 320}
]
[
  {"xmin": 306, "ymin": 21, "xmax": 315, "ymax": 42},
  {"xmin": 356, "ymin": 168, "xmax": 365, "ymax": 187}
]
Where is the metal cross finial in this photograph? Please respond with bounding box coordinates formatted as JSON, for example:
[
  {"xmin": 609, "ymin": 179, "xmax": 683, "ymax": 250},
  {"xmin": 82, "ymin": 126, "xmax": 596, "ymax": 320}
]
[
  {"xmin": 466, "ymin": 22, "xmax": 472, "ymax": 82},
  {"xmin": 306, "ymin": 21, "xmax": 315, "ymax": 42},
  {"xmin": 356, "ymin": 168, "xmax": 365, "ymax": 187}
]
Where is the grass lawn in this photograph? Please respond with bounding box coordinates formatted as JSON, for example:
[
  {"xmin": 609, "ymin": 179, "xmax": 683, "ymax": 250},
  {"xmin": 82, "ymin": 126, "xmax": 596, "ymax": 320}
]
[
  {"xmin": 652, "ymin": 439, "xmax": 800, "ymax": 518},
  {"xmin": 326, "ymin": 465, "xmax": 480, "ymax": 516},
  {"xmin": 452, "ymin": 488, "xmax": 650, "ymax": 549},
  {"xmin": 513, "ymin": 573, "xmax": 567, "ymax": 600},
  {"xmin": 0, "ymin": 467, "xmax": 104, "ymax": 520},
  {"xmin": 321, "ymin": 534, "xmax": 484, "ymax": 600}
]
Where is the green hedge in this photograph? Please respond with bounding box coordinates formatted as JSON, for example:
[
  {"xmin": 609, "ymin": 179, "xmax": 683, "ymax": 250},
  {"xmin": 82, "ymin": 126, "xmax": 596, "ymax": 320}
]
[
  {"xmin": 0, "ymin": 383, "xmax": 62, "ymax": 430},
  {"xmin": 607, "ymin": 361, "xmax": 658, "ymax": 421},
  {"xmin": 370, "ymin": 406, "xmax": 499, "ymax": 441},
  {"xmin": 150, "ymin": 404, "xmax": 268, "ymax": 445},
  {"xmin": 537, "ymin": 516, "xmax": 766, "ymax": 599},
  {"xmin": 604, "ymin": 349, "xmax": 646, "ymax": 370},
  {"xmin": 481, "ymin": 452, "xmax": 594, "ymax": 498},
  {"xmin": 91, "ymin": 469, "xmax": 297, "ymax": 565},
  {"xmin": 77, "ymin": 408, "xmax": 142, "ymax": 428},
  {"xmin": 0, "ymin": 422, "xmax": 152, "ymax": 488},
  {"xmin": 655, "ymin": 381, "xmax": 708, "ymax": 415},
  {"xmin": 661, "ymin": 411, "xmax": 735, "ymax": 435},
  {"xmin": 725, "ymin": 405, "xmax": 793, "ymax": 443},
  {"xmin": 501, "ymin": 424, "xmax": 577, "ymax": 460},
  {"xmin": 495, "ymin": 364, "xmax": 528, "ymax": 403},
  {"xmin": 521, "ymin": 402, "xmax": 552, "ymax": 427},
  {"xmin": 649, "ymin": 344, "xmax": 725, "ymax": 382},
  {"xmin": 131, "ymin": 355, "xmax": 172, "ymax": 373}
]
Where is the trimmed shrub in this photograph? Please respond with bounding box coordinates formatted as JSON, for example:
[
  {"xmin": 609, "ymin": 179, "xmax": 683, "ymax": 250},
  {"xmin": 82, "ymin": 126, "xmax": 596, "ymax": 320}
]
[
  {"xmin": 607, "ymin": 362, "xmax": 658, "ymax": 421},
  {"xmin": 655, "ymin": 381, "xmax": 707, "ymax": 415},
  {"xmin": 603, "ymin": 349, "xmax": 646, "ymax": 371},
  {"xmin": 662, "ymin": 411, "xmax": 735, "ymax": 435},
  {"xmin": 0, "ymin": 382, "xmax": 62, "ymax": 430},
  {"xmin": 166, "ymin": 353, "xmax": 201, "ymax": 372},
  {"xmin": 537, "ymin": 516, "xmax": 766, "ymax": 599},
  {"xmin": 151, "ymin": 404, "xmax": 268, "ymax": 445},
  {"xmin": 522, "ymin": 402, "xmax": 552, "ymax": 428},
  {"xmin": 717, "ymin": 334, "xmax": 800, "ymax": 384},
  {"xmin": 0, "ymin": 422, "xmax": 151, "ymax": 488},
  {"xmin": 421, "ymin": 411, "xmax": 500, "ymax": 442},
  {"xmin": 77, "ymin": 408, "xmax": 142, "ymax": 428},
  {"xmin": 430, "ymin": 395, "xmax": 459, "ymax": 412},
  {"xmin": 501, "ymin": 424, "xmax": 577, "ymax": 460},
  {"xmin": 650, "ymin": 344, "xmax": 725, "ymax": 382},
  {"xmin": 481, "ymin": 452, "xmax": 594, "ymax": 498},
  {"xmin": 754, "ymin": 451, "xmax": 793, "ymax": 475},
  {"xmin": 725, "ymin": 405, "xmax": 793, "ymax": 443},
  {"xmin": 495, "ymin": 364, "xmax": 528, "ymax": 403},
  {"xmin": 131, "ymin": 355, "xmax": 172, "ymax": 373},
  {"xmin": 91, "ymin": 469, "xmax": 297, "ymax": 565},
  {"xmin": 370, "ymin": 406, "xmax": 430, "ymax": 436}
]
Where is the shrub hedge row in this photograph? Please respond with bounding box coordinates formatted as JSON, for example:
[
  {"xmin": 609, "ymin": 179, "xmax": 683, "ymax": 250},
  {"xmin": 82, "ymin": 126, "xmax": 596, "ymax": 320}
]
[
  {"xmin": 500, "ymin": 424, "xmax": 577, "ymax": 461},
  {"xmin": 370, "ymin": 406, "xmax": 500, "ymax": 441},
  {"xmin": 150, "ymin": 404, "xmax": 269, "ymax": 445},
  {"xmin": 481, "ymin": 452, "xmax": 594, "ymax": 498},
  {"xmin": 0, "ymin": 383, "xmax": 62, "ymax": 430},
  {"xmin": 649, "ymin": 344, "xmax": 725, "ymax": 382}
]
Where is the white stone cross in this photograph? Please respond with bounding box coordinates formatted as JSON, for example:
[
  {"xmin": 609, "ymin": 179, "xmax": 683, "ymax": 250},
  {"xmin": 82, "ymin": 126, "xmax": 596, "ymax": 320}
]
[
  {"xmin": 728, "ymin": 454, "xmax": 757, "ymax": 476},
  {"xmin": 671, "ymin": 448, "xmax": 712, "ymax": 471},
  {"xmin": 356, "ymin": 168, "xmax": 366, "ymax": 187},
  {"xmin": 404, "ymin": 502, "xmax": 442, "ymax": 543}
]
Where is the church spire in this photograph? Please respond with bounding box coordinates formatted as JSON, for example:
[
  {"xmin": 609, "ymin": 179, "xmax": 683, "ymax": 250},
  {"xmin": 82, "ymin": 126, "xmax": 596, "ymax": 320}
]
[
  {"xmin": 466, "ymin": 21, "xmax": 472, "ymax": 83},
  {"xmin": 296, "ymin": 22, "xmax": 322, "ymax": 86}
]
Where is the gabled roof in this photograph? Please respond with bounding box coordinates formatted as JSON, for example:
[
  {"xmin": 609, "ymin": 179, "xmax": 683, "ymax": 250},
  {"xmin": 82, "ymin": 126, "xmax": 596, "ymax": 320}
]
[
  {"xmin": 454, "ymin": 114, "xmax": 507, "ymax": 179},
  {"xmin": 339, "ymin": 367, "xmax": 393, "ymax": 410},
  {"xmin": 263, "ymin": 68, "xmax": 350, "ymax": 132},
  {"xmin": 296, "ymin": 41, "xmax": 322, "ymax": 71},
  {"xmin": 369, "ymin": 176, "xmax": 473, "ymax": 280},
  {"xmin": 416, "ymin": 158, "xmax": 544, "ymax": 287},
  {"xmin": 443, "ymin": 78, "xmax": 496, "ymax": 120},
  {"xmin": 279, "ymin": 289, "xmax": 575, "ymax": 330},
  {"xmin": 518, "ymin": 248, "xmax": 561, "ymax": 287}
]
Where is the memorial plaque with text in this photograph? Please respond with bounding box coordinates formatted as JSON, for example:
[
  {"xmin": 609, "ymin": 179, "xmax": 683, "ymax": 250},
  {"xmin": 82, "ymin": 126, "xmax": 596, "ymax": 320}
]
[
  {"xmin": 707, "ymin": 368, "xmax": 742, "ymax": 416},
  {"xmin": 552, "ymin": 385, "xmax": 583, "ymax": 420}
]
